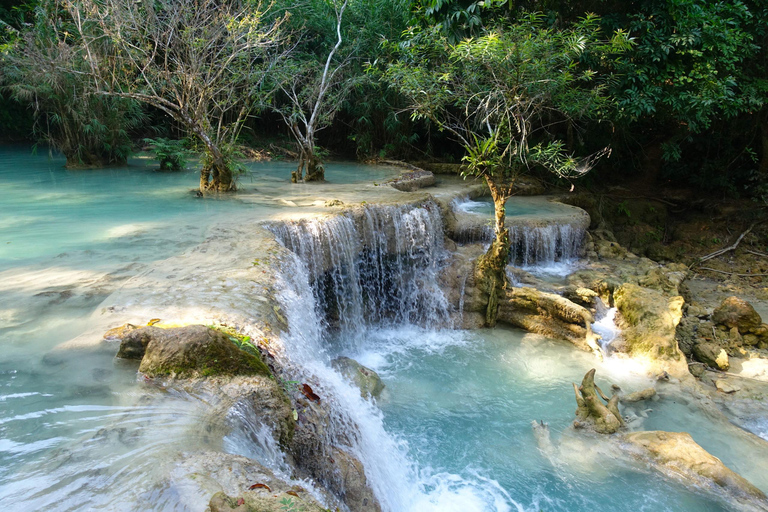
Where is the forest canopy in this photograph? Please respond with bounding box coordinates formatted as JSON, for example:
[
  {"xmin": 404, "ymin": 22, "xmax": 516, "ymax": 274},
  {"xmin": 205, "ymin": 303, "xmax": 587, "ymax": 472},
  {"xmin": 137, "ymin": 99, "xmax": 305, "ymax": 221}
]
[{"xmin": 0, "ymin": 0, "xmax": 765, "ymax": 197}]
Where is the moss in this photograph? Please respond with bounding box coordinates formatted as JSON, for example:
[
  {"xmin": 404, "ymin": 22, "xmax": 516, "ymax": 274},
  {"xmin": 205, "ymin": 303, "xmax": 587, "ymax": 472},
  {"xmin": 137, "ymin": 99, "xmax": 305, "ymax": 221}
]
[{"xmin": 139, "ymin": 325, "xmax": 273, "ymax": 379}]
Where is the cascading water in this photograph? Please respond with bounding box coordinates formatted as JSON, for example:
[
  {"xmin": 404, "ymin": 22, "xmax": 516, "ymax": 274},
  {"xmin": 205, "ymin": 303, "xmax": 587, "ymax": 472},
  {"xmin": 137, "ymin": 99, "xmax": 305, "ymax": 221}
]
[
  {"xmin": 451, "ymin": 197, "xmax": 586, "ymax": 272},
  {"xmin": 268, "ymin": 203, "xmax": 451, "ymax": 342},
  {"xmin": 270, "ymin": 202, "xmax": 520, "ymax": 512},
  {"xmin": 508, "ymin": 224, "xmax": 584, "ymax": 270}
]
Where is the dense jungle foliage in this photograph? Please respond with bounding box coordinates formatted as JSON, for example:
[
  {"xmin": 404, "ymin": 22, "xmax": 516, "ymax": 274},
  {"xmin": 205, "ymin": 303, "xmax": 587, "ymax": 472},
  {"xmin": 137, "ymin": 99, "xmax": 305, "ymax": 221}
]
[{"xmin": 0, "ymin": 0, "xmax": 766, "ymax": 197}]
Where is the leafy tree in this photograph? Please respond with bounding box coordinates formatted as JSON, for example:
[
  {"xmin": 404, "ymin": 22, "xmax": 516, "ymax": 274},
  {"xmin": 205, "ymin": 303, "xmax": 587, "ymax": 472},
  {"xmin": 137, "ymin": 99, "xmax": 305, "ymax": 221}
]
[
  {"xmin": 69, "ymin": 0, "xmax": 287, "ymax": 192},
  {"xmin": 2, "ymin": 0, "xmax": 143, "ymax": 167},
  {"xmin": 385, "ymin": 14, "xmax": 629, "ymax": 324},
  {"xmin": 270, "ymin": 0, "xmax": 352, "ymax": 182}
]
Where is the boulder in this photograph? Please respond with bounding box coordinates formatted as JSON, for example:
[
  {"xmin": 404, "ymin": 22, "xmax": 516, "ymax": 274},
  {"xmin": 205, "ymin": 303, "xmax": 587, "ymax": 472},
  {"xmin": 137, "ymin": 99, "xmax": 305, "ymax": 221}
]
[
  {"xmin": 332, "ymin": 357, "xmax": 385, "ymax": 399},
  {"xmin": 714, "ymin": 380, "xmax": 741, "ymax": 394},
  {"xmin": 693, "ymin": 342, "xmax": 730, "ymax": 371},
  {"xmin": 289, "ymin": 393, "xmax": 382, "ymax": 512},
  {"xmin": 614, "ymin": 283, "xmax": 688, "ymax": 377},
  {"xmin": 331, "ymin": 447, "xmax": 381, "ymax": 512},
  {"xmin": 622, "ymin": 431, "xmax": 767, "ymax": 505},
  {"xmin": 388, "ymin": 169, "xmax": 435, "ymax": 192},
  {"xmin": 115, "ymin": 325, "xmax": 164, "ymax": 359},
  {"xmin": 498, "ymin": 287, "xmax": 600, "ymax": 355},
  {"xmin": 712, "ymin": 297, "xmax": 762, "ymax": 334},
  {"xmin": 119, "ymin": 325, "xmax": 272, "ymax": 379},
  {"xmin": 210, "ymin": 490, "xmax": 327, "ymax": 512}
]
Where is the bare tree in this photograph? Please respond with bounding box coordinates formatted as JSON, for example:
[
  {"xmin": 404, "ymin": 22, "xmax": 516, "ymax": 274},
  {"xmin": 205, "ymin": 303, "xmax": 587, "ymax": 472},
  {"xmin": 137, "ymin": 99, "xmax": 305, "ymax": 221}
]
[
  {"xmin": 272, "ymin": 0, "xmax": 351, "ymax": 183},
  {"xmin": 70, "ymin": 0, "xmax": 287, "ymax": 192}
]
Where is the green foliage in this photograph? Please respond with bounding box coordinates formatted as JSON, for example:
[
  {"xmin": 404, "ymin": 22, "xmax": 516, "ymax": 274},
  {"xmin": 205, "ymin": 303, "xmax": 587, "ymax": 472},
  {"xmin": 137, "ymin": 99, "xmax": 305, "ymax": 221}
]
[
  {"xmin": 609, "ymin": 0, "xmax": 763, "ymax": 133},
  {"xmin": 385, "ymin": 13, "xmax": 629, "ymax": 185},
  {"xmin": 143, "ymin": 137, "xmax": 188, "ymax": 172},
  {"xmin": 1, "ymin": 0, "xmax": 144, "ymax": 166}
]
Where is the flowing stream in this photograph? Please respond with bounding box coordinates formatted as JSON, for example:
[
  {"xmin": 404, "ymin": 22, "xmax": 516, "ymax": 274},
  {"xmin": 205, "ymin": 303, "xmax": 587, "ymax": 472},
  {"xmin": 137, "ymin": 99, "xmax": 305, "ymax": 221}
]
[{"xmin": 2, "ymin": 146, "xmax": 768, "ymax": 511}]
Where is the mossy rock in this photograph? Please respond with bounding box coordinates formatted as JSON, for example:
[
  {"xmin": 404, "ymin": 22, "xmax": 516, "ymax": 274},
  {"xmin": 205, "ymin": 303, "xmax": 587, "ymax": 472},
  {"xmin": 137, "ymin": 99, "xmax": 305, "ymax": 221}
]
[{"xmin": 133, "ymin": 325, "xmax": 272, "ymax": 379}]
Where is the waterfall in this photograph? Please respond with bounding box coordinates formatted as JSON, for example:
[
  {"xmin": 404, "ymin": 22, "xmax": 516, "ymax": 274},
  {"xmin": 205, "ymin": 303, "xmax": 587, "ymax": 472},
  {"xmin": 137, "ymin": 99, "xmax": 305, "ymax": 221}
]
[
  {"xmin": 268, "ymin": 202, "xmax": 451, "ymax": 345},
  {"xmin": 267, "ymin": 202, "xmax": 515, "ymax": 512},
  {"xmin": 508, "ymin": 223, "xmax": 585, "ymax": 268}
]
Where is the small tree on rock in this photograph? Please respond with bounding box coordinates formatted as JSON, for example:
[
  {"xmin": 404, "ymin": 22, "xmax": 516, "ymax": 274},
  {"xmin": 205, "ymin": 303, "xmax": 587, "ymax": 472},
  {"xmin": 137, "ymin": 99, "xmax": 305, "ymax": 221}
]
[{"xmin": 385, "ymin": 14, "xmax": 629, "ymax": 325}]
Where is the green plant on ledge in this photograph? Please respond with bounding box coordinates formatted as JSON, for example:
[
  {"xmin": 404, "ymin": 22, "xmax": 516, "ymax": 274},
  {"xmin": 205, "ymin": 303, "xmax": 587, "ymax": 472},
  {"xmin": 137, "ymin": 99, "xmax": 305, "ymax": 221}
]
[{"xmin": 144, "ymin": 137, "xmax": 189, "ymax": 172}]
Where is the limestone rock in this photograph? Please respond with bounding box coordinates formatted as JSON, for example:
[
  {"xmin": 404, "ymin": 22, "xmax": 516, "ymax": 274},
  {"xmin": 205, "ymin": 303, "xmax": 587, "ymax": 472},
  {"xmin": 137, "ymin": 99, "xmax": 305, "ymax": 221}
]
[
  {"xmin": 498, "ymin": 286, "xmax": 599, "ymax": 354},
  {"xmin": 116, "ymin": 325, "xmax": 164, "ymax": 359},
  {"xmin": 622, "ymin": 431, "xmax": 767, "ymax": 504},
  {"xmin": 289, "ymin": 395, "xmax": 382, "ymax": 512},
  {"xmin": 388, "ymin": 169, "xmax": 435, "ymax": 192},
  {"xmin": 332, "ymin": 447, "xmax": 381, "ymax": 512},
  {"xmin": 103, "ymin": 323, "xmax": 138, "ymax": 341},
  {"xmin": 712, "ymin": 297, "xmax": 762, "ymax": 334},
  {"xmin": 129, "ymin": 325, "xmax": 272, "ymax": 379},
  {"xmin": 614, "ymin": 283, "xmax": 688, "ymax": 377},
  {"xmin": 620, "ymin": 387, "xmax": 657, "ymax": 403},
  {"xmin": 332, "ymin": 357, "xmax": 385, "ymax": 399},
  {"xmin": 210, "ymin": 490, "xmax": 327, "ymax": 512},
  {"xmin": 693, "ymin": 342, "xmax": 730, "ymax": 371},
  {"xmin": 714, "ymin": 380, "xmax": 741, "ymax": 394},
  {"xmin": 561, "ymin": 286, "xmax": 599, "ymax": 308}
]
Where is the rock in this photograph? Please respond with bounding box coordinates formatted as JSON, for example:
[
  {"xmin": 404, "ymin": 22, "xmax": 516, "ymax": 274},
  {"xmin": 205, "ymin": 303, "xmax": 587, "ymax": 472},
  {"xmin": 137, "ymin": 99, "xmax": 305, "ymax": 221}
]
[
  {"xmin": 693, "ymin": 342, "xmax": 730, "ymax": 371},
  {"xmin": 116, "ymin": 325, "xmax": 164, "ymax": 359},
  {"xmin": 331, "ymin": 357, "xmax": 385, "ymax": 399},
  {"xmin": 638, "ymin": 267, "xmax": 684, "ymax": 295},
  {"xmin": 688, "ymin": 362, "xmax": 706, "ymax": 378},
  {"xmin": 332, "ymin": 448, "xmax": 381, "ymax": 512},
  {"xmin": 614, "ymin": 283, "xmax": 688, "ymax": 377},
  {"xmin": 620, "ymin": 387, "xmax": 657, "ymax": 403},
  {"xmin": 712, "ymin": 297, "xmax": 762, "ymax": 334},
  {"xmin": 388, "ymin": 169, "xmax": 435, "ymax": 192},
  {"xmin": 498, "ymin": 286, "xmax": 600, "ymax": 355},
  {"xmin": 325, "ymin": 199, "xmax": 344, "ymax": 207},
  {"xmin": 714, "ymin": 380, "xmax": 741, "ymax": 394},
  {"xmin": 210, "ymin": 490, "xmax": 327, "ymax": 512},
  {"xmin": 103, "ymin": 323, "xmax": 138, "ymax": 341},
  {"xmin": 289, "ymin": 394, "xmax": 382, "ymax": 512},
  {"xmin": 622, "ymin": 431, "xmax": 767, "ymax": 504},
  {"xmin": 675, "ymin": 316, "xmax": 699, "ymax": 356},
  {"xmin": 128, "ymin": 325, "xmax": 272, "ymax": 379},
  {"xmin": 561, "ymin": 286, "xmax": 599, "ymax": 308}
]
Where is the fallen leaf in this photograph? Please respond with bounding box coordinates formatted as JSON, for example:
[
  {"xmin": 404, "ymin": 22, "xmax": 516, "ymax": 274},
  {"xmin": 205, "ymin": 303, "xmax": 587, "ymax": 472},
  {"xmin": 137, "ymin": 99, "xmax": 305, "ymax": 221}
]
[
  {"xmin": 301, "ymin": 383, "xmax": 321, "ymax": 403},
  {"xmin": 286, "ymin": 491, "xmax": 300, "ymax": 497},
  {"xmin": 147, "ymin": 318, "xmax": 161, "ymax": 326},
  {"xmin": 249, "ymin": 483, "xmax": 271, "ymax": 491},
  {"xmin": 236, "ymin": 498, "xmax": 245, "ymax": 506}
]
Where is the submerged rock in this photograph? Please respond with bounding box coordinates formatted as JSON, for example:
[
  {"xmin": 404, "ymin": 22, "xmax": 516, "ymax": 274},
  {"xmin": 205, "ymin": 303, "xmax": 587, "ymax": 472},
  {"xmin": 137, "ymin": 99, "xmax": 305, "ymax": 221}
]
[
  {"xmin": 621, "ymin": 431, "xmax": 768, "ymax": 506},
  {"xmin": 331, "ymin": 357, "xmax": 385, "ymax": 399}
]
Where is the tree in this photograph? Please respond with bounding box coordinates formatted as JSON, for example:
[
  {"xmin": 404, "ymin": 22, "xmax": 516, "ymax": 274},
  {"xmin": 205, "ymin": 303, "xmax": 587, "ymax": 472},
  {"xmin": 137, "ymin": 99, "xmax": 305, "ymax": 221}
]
[
  {"xmin": 606, "ymin": 0, "xmax": 766, "ymax": 184},
  {"xmin": 2, "ymin": 0, "xmax": 143, "ymax": 167},
  {"xmin": 270, "ymin": 0, "xmax": 351, "ymax": 183},
  {"xmin": 70, "ymin": 0, "xmax": 287, "ymax": 192},
  {"xmin": 385, "ymin": 14, "xmax": 629, "ymax": 325}
]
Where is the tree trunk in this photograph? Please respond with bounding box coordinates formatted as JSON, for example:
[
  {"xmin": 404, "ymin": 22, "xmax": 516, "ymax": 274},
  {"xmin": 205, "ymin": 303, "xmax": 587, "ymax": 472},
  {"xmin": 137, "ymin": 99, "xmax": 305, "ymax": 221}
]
[
  {"xmin": 199, "ymin": 146, "xmax": 235, "ymax": 193},
  {"xmin": 304, "ymin": 152, "xmax": 325, "ymax": 182},
  {"xmin": 760, "ymin": 110, "xmax": 768, "ymax": 175},
  {"xmin": 474, "ymin": 175, "xmax": 513, "ymax": 327}
]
